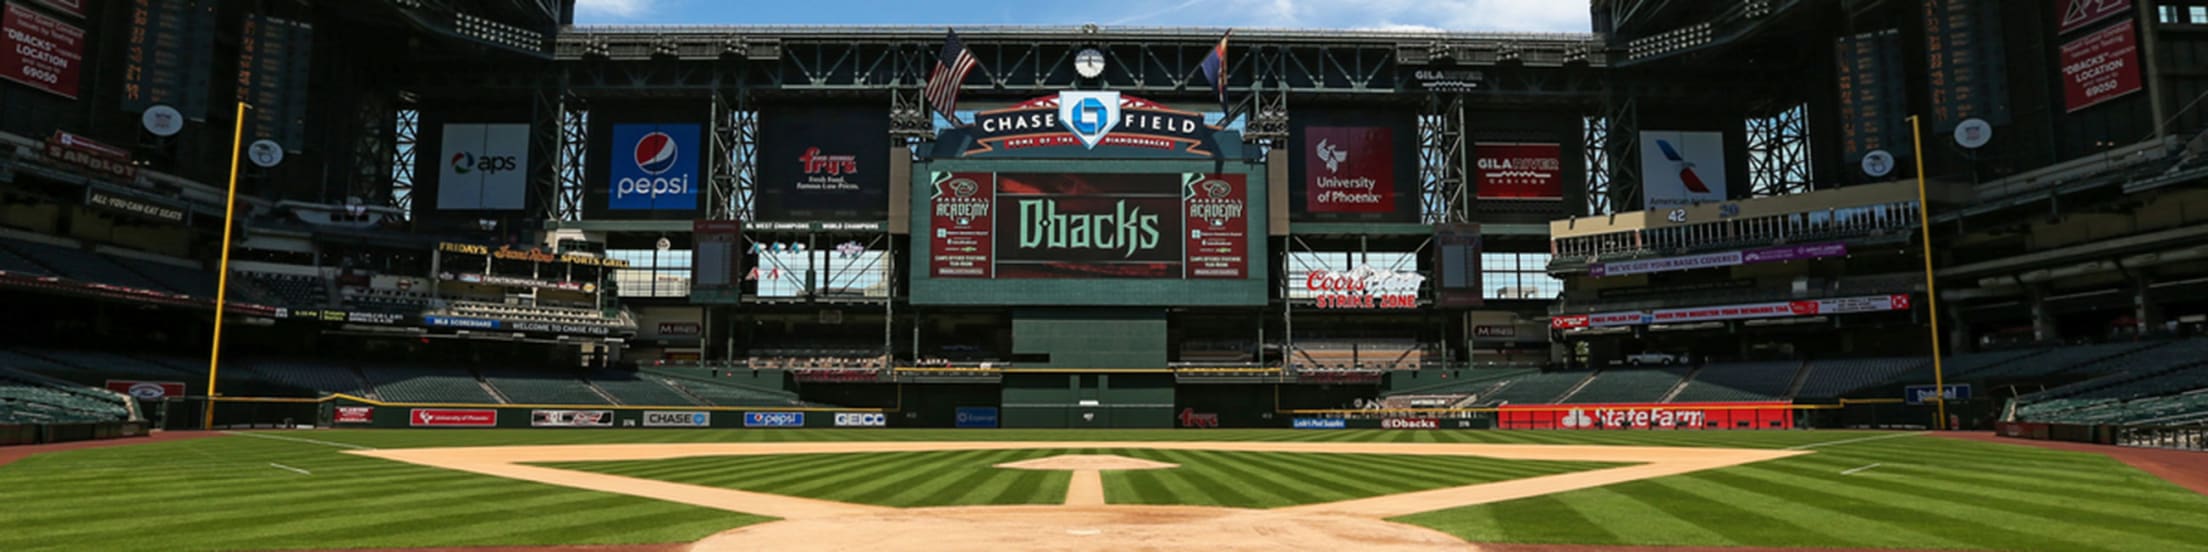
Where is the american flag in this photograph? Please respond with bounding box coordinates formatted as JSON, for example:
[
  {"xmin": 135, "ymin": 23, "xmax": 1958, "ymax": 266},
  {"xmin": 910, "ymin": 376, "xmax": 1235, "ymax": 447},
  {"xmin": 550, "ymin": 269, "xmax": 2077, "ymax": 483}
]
[{"xmin": 926, "ymin": 30, "xmax": 979, "ymax": 124}]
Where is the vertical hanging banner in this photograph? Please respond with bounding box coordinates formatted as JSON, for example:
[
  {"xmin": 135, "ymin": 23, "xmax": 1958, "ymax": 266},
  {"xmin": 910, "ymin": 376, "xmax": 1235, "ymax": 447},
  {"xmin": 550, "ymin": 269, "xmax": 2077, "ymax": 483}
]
[
  {"xmin": 1835, "ymin": 30, "xmax": 1906, "ymax": 174},
  {"xmin": 929, "ymin": 172, "xmax": 995, "ymax": 278},
  {"xmin": 1473, "ymin": 143, "xmax": 1563, "ymax": 200},
  {"xmin": 1183, "ymin": 173, "xmax": 1248, "ymax": 279},
  {"xmin": 0, "ymin": 2, "xmax": 83, "ymax": 100},
  {"xmin": 121, "ymin": 0, "xmax": 218, "ymax": 118},
  {"xmin": 1302, "ymin": 126, "xmax": 1397, "ymax": 213},
  {"xmin": 2060, "ymin": 22, "xmax": 2142, "ymax": 113},
  {"xmin": 235, "ymin": 14, "xmax": 314, "ymax": 151},
  {"xmin": 1434, "ymin": 223, "xmax": 1483, "ymax": 308},
  {"xmin": 691, "ymin": 220, "xmax": 743, "ymax": 304},
  {"xmin": 1922, "ymin": 0, "xmax": 2009, "ymax": 132}
]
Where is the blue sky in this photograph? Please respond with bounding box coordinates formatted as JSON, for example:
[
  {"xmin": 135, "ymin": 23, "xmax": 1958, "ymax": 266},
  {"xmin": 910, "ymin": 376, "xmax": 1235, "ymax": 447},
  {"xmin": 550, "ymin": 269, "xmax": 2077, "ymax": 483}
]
[{"xmin": 571, "ymin": 0, "xmax": 1593, "ymax": 34}]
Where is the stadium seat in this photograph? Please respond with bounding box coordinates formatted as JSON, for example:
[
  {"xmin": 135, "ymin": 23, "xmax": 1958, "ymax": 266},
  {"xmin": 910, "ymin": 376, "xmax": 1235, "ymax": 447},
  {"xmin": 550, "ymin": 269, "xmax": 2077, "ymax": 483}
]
[
  {"xmin": 1560, "ymin": 368, "xmax": 1687, "ymax": 403},
  {"xmin": 1670, "ymin": 362, "xmax": 1802, "ymax": 402}
]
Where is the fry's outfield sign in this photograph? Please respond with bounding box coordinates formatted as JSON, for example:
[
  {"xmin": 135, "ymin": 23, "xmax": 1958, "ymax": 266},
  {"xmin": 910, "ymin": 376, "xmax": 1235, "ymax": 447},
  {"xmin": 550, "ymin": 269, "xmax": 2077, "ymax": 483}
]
[{"xmin": 1307, "ymin": 265, "xmax": 1424, "ymax": 309}]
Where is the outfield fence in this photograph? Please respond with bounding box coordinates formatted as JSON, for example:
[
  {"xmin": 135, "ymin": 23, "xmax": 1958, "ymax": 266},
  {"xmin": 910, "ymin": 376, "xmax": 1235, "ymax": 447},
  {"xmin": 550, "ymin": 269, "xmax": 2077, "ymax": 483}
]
[{"xmin": 1998, "ymin": 421, "xmax": 2208, "ymax": 452}]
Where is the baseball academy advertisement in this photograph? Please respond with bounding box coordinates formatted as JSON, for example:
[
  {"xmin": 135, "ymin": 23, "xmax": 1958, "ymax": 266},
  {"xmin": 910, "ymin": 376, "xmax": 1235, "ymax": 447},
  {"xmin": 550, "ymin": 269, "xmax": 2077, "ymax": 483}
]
[
  {"xmin": 927, "ymin": 172, "xmax": 1247, "ymax": 279},
  {"xmin": 608, "ymin": 123, "xmax": 700, "ymax": 210}
]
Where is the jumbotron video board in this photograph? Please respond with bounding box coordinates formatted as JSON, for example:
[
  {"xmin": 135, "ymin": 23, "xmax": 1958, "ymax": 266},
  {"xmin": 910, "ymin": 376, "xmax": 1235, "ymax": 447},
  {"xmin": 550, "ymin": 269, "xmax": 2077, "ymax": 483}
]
[{"xmin": 927, "ymin": 172, "xmax": 1246, "ymax": 280}]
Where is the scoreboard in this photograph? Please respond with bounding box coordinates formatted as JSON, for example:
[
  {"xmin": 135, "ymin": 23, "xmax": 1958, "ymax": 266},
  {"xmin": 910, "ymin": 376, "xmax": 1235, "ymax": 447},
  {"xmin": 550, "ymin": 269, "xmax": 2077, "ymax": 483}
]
[
  {"xmin": 120, "ymin": 0, "xmax": 215, "ymax": 118},
  {"xmin": 1921, "ymin": 0, "xmax": 2009, "ymax": 132},
  {"xmin": 236, "ymin": 14, "xmax": 313, "ymax": 151}
]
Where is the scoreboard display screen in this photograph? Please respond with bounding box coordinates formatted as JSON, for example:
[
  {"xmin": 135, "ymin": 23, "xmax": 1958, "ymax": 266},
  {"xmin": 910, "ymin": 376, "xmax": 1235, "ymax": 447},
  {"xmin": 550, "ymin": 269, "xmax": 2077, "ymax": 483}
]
[
  {"xmin": 121, "ymin": 0, "xmax": 215, "ymax": 118},
  {"xmin": 927, "ymin": 172, "xmax": 1247, "ymax": 280},
  {"xmin": 235, "ymin": 14, "xmax": 313, "ymax": 151}
]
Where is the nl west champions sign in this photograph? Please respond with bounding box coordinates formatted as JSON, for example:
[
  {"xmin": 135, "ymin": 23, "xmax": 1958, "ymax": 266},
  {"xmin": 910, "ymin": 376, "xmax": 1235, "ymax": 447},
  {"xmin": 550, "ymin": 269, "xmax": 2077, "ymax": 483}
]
[{"xmin": 609, "ymin": 123, "xmax": 700, "ymax": 210}]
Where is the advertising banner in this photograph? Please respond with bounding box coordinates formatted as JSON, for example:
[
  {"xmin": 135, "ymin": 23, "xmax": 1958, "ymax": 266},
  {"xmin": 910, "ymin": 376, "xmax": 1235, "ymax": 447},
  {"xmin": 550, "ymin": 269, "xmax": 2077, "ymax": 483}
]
[
  {"xmin": 44, "ymin": 131, "xmax": 134, "ymax": 180},
  {"xmin": 608, "ymin": 123, "xmax": 700, "ymax": 210},
  {"xmin": 2060, "ymin": 22, "xmax": 2142, "ymax": 114},
  {"xmin": 531, "ymin": 410, "xmax": 614, "ymax": 428},
  {"xmin": 1292, "ymin": 417, "xmax": 1347, "ymax": 429},
  {"xmin": 1589, "ymin": 243, "xmax": 1846, "ymax": 277},
  {"xmin": 1302, "ymin": 126, "xmax": 1397, "ymax": 214},
  {"xmin": 2057, "ymin": 0, "xmax": 2131, "ymax": 34},
  {"xmin": 1434, "ymin": 223, "xmax": 1483, "ymax": 308},
  {"xmin": 1176, "ymin": 408, "xmax": 1219, "ymax": 428},
  {"xmin": 993, "ymin": 173, "xmax": 1183, "ymax": 279},
  {"xmin": 1497, "ymin": 402, "xmax": 1794, "ymax": 430},
  {"xmin": 1835, "ymin": 31, "xmax": 1907, "ymax": 173},
  {"xmin": 333, "ymin": 406, "xmax": 374, "ymax": 424},
  {"xmin": 1558, "ymin": 294, "xmax": 1912, "ymax": 330},
  {"xmin": 833, "ymin": 412, "xmax": 887, "ymax": 427},
  {"xmin": 744, "ymin": 411, "xmax": 805, "ymax": 428},
  {"xmin": 1381, "ymin": 418, "xmax": 1440, "ymax": 430},
  {"xmin": 1473, "ymin": 143, "xmax": 1564, "ymax": 200},
  {"xmin": 1923, "ymin": 0, "xmax": 2011, "ymax": 132},
  {"xmin": 423, "ymin": 316, "xmax": 501, "ymax": 330},
  {"xmin": 757, "ymin": 105, "xmax": 890, "ymax": 220},
  {"xmin": 1182, "ymin": 174, "xmax": 1248, "ymax": 279},
  {"xmin": 643, "ymin": 411, "xmax": 711, "ymax": 427},
  {"xmin": 86, "ymin": 190, "xmax": 186, "ymax": 224},
  {"xmin": 1905, "ymin": 384, "xmax": 1973, "ymax": 405},
  {"xmin": 410, "ymin": 408, "xmax": 497, "ymax": 427},
  {"xmin": 929, "ymin": 172, "xmax": 995, "ymax": 278},
  {"xmin": 960, "ymin": 93, "xmax": 1223, "ymax": 158},
  {"xmin": 954, "ymin": 407, "xmax": 999, "ymax": 428},
  {"xmin": 1640, "ymin": 130, "xmax": 1727, "ymax": 209},
  {"xmin": 1305, "ymin": 265, "xmax": 1425, "ymax": 309},
  {"xmin": 104, "ymin": 380, "xmax": 184, "ymax": 400},
  {"xmin": 1, "ymin": 2, "xmax": 81, "ymax": 99},
  {"xmin": 436, "ymin": 123, "xmax": 529, "ymax": 210}
]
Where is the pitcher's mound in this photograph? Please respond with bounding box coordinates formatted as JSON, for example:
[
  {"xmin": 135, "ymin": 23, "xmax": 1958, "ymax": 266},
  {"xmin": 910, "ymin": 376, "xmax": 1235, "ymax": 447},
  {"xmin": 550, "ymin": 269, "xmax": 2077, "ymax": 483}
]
[
  {"xmin": 689, "ymin": 505, "xmax": 1474, "ymax": 551},
  {"xmin": 994, "ymin": 454, "xmax": 1179, "ymax": 471}
]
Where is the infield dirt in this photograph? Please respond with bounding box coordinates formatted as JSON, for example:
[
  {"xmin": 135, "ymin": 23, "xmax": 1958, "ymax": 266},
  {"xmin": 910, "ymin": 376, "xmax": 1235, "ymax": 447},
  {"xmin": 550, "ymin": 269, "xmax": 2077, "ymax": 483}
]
[{"xmin": 353, "ymin": 441, "xmax": 1804, "ymax": 551}]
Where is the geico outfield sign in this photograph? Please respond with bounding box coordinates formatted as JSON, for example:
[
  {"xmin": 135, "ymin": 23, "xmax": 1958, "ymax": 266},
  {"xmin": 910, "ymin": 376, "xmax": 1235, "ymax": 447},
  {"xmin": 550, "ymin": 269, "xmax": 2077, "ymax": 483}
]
[{"xmin": 833, "ymin": 412, "xmax": 887, "ymax": 427}]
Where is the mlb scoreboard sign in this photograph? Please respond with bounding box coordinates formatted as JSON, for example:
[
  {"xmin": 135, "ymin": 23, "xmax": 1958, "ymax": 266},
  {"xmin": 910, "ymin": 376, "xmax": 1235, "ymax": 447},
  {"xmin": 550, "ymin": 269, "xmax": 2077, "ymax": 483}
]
[{"xmin": 927, "ymin": 172, "xmax": 1247, "ymax": 279}]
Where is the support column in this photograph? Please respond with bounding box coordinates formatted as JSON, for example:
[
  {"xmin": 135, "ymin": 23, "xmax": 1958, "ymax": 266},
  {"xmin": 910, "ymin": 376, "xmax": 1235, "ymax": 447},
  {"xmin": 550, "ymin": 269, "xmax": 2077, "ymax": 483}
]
[
  {"xmin": 2135, "ymin": 281, "xmax": 2165, "ymax": 336},
  {"xmin": 2028, "ymin": 285, "xmax": 2059, "ymax": 344}
]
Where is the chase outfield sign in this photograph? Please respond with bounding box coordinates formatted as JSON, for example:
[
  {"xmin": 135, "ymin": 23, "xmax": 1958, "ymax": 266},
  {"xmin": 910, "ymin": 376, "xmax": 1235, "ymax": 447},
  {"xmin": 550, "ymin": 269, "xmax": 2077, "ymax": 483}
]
[{"xmin": 952, "ymin": 92, "xmax": 1225, "ymax": 158}]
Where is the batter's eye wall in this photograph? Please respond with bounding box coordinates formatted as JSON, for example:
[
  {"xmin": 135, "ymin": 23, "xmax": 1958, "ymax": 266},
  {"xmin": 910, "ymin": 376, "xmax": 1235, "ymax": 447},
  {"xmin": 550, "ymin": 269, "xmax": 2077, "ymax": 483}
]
[{"xmin": 907, "ymin": 159, "xmax": 1270, "ymax": 306}]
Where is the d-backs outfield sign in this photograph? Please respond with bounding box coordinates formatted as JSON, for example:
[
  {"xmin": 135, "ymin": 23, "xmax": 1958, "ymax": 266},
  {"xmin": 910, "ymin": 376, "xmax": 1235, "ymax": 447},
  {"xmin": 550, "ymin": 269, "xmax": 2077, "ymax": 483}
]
[
  {"xmin": 961, "ymin": 92, "xmax": 1222, "ymax": 157},
  {"xmin": 929, "ymin": 172, "xmax": 1247, "ymax": 279}
]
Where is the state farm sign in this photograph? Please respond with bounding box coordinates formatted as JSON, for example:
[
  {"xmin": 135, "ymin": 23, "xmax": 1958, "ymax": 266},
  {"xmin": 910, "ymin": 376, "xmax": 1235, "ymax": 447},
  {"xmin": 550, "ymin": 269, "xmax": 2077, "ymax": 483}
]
[
  {"xmin": 1306, "ymin": 265, "xmax": 1424, "ymax": 309},
  {"xmin": 1498, "ymin": 402, "xmax": 1793, "ymax": 430}
]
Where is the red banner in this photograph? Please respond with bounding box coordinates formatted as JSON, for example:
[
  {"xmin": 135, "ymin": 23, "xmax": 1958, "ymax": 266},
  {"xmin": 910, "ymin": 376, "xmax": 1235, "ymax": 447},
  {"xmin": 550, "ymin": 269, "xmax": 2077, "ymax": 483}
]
[
  {"xmin": 930, "ymin": 172, "xmax": 995, "ymax": 278},
  {"xmin": 2061, "ymin": 22, "xmax": 2142, "ymax": 113},
  {"xmin": 334, "ymin": 406, "xmax": 374, "ymax": 424},
  {"xmin": 104, "ymin": 380, "xmax": 185, "ymax": 400},
  {"xmin": 1, "ymin": 2, "xmax": 82, "ymax": 99},
  {"xmin": 1184, "ymin": 174, "xmax": 1248, "ymax": 278},
  {"xmin": 2057, "ymin": 0, "xmax": 2131, "ymax": 34},
  {"xmin": 1303, "ymin": 127, "xmax": 1397, "ymax": 213},
  {"xmin": 1474, "ymin": 143, "xmax": 1564, "ymax": 200},
  {"xmin": 409, "ymin": 408, "xmax": 497, "ymax": 427},
  {"xmin": 43, "ymin": 130, "xmax": 136, "ymax": 180},
  {"xmin": 1498, "ymin": 402, "xmax": 1795, "ymax": 430}
]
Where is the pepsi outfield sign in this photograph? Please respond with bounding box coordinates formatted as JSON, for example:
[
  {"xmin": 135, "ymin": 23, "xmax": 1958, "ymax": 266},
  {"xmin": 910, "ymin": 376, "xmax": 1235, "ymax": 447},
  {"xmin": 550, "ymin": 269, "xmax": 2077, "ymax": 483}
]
[
  {"xmin": 609, "ymin": 123, "xmax": 700, "ymax": 210},
  {"xmin": 743, "ymin": 411, "xmax": 805, "ymax": 428}
]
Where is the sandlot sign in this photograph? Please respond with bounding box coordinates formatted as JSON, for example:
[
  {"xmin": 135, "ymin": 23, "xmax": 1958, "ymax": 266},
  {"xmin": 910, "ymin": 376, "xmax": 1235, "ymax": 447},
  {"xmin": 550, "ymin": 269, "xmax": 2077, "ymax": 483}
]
[{"xmin": 1498, "ymin": 402, "xmax": 1794, "ymax": 430}]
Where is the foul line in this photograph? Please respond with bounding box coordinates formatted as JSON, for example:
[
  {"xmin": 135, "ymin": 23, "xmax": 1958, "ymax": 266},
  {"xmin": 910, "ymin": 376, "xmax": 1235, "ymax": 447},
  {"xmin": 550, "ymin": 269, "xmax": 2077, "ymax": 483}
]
[
  {"xmin": 1840, "ymin": 463, "xmax": 1882, "ymax": 476},
  {"xmin": 1786, "ymin": 431, "xmax": 1926, "ymax": 450},
  {"xmin": 268, "ymin": 463, "xmax": 312, "ymax": 475},
  {"xmin": 223, "ymin": 431, "xmax": 376, "ymax": 450}
]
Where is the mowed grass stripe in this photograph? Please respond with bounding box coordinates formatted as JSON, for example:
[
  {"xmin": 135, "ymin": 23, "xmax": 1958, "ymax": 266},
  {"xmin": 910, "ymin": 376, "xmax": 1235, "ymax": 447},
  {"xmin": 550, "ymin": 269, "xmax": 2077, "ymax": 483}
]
[{"xmin": 1743, "ymin": 460, "xmax": 2208, "ymax": 549}]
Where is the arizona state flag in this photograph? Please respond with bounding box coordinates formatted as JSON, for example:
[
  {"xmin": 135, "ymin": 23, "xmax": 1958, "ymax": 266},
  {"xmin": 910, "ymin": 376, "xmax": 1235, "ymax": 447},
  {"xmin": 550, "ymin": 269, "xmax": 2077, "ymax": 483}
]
[{"xmin": 1198, "ymin": 31, "xmax": 1231, "ymax": 115}]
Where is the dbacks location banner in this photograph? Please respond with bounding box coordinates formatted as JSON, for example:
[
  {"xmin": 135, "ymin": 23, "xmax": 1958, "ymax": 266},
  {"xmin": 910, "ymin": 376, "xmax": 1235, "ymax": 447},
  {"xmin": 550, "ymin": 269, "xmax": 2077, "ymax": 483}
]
[
  {"xmin": 1302, "ymin": 127, "xmax": 1397, "ymax": 213},
  {"xmin": 928, "ymin": 172, "xmax": 1247, "ymax": 279},
  {"xmin": 2060, "ymin": 22, "xmax": 2142, "ymax": 113},
  {"xmin": 1473, "ymin": 143, "xmax": 1564, "ymax": 200},
  {"xmin": 1, "ymin": 2, "xmax": 81, "ymax": 100}
]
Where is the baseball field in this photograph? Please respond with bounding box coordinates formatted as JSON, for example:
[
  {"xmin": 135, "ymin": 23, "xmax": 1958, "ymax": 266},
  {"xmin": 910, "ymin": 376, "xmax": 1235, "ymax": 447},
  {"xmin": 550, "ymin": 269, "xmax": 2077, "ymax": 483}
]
[{"xmin": 3, "ymin": 429, "xmax": 2204, "ymax": 551}]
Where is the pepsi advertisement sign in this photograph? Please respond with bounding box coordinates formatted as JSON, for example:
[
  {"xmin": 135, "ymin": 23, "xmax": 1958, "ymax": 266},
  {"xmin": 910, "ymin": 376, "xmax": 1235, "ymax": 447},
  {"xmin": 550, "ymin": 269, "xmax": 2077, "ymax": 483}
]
[
  {"xmin": 743, "ymin": 411, "xmax": 805, "ymax": 428},
  {"xmin": 609, "ymin": 124, "xmax": 700, "ymax": 210}
]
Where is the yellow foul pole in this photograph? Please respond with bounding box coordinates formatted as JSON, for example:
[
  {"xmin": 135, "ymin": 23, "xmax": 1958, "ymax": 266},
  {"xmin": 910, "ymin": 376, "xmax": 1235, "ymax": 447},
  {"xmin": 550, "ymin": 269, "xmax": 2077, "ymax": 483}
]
[
  {"xmin": 205, "ymin": 102, "xmax": 250, "ymax": 430},
  {"xmin": 1907, "ymin": 115, "xmax": 1947, "ymax": 431}
]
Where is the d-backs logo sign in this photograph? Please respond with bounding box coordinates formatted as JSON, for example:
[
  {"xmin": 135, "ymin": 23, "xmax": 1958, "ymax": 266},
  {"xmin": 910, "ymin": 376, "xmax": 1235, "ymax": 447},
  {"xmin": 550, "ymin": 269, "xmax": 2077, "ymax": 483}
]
[{"xmin": 964, "ymin": 92, "xmax": 1219, "ymax": 157}]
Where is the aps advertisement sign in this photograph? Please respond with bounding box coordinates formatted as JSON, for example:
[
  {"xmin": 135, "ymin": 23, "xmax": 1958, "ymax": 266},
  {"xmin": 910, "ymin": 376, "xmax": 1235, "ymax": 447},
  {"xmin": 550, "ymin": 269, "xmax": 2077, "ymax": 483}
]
[{"xmin": 436, "ymin": 123, "xmax": 529, "ymax": 210}]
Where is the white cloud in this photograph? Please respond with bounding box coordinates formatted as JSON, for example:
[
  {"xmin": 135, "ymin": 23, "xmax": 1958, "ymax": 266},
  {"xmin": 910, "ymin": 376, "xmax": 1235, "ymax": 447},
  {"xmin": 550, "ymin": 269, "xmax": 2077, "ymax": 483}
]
[{"xmin": 575, "ymin": 0, "xmax": 652, "ymax": 20}]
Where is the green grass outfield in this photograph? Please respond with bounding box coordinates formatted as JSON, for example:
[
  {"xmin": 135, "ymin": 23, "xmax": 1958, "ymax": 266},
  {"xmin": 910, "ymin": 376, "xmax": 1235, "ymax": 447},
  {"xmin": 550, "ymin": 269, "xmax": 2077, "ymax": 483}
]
[
  {"xmin": 542, "ymin": 448, "xmax": 1618, "ymax": 509},
  {"xmin": 0, "ymin": 429, "xmax": 2201, "ymax": 551}
]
